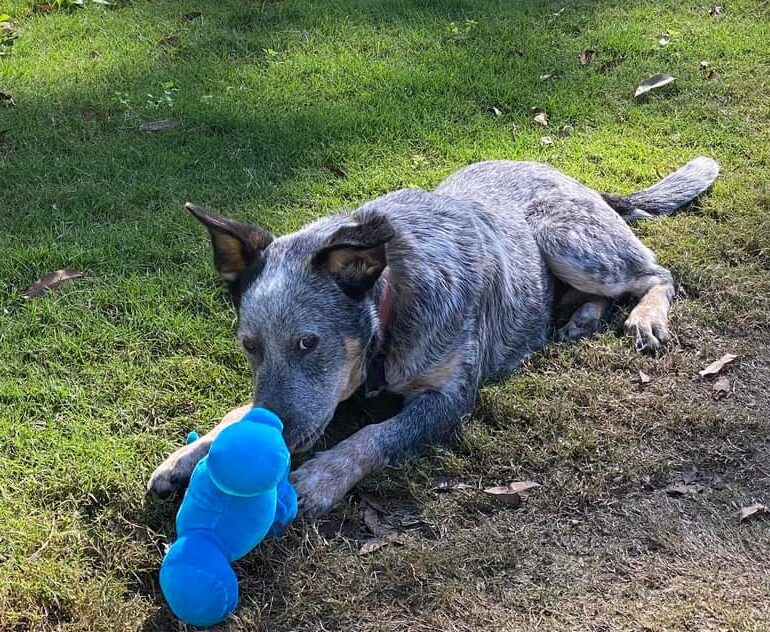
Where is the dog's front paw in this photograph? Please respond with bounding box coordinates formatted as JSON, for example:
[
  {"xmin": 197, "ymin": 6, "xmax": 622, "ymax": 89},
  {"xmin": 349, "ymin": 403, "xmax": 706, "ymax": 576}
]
[
  {"xmin": 290, "ymin": 449, "xmax": 365, "ymax": 517},
  {"xmin": 147, "ymin": 440, "xmax": 210, "ymax": 498}
]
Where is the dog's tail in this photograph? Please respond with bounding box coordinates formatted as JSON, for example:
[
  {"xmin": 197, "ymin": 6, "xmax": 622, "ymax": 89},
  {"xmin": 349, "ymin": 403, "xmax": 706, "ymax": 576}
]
[{"xmin": 602, "ymin": 156, "xmax": 720, "ymax": 222}]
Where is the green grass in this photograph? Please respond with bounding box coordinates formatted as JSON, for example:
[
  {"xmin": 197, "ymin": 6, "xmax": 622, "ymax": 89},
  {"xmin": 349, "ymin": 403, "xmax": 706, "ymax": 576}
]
[{"xmin": 2, "ymin": 0, "xmax": 770, "ymax": 629}]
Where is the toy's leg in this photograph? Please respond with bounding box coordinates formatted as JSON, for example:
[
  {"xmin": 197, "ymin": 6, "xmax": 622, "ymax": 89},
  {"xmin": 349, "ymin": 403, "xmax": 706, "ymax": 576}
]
[
  {"xmin": 148, "ymin": 404, "xmax": 250, "ymax": 498},
  {"xmin": 291, "ymin": 381, "xmax": 475, "ymax": 517},
  {"xmin": 160, "ymin": 533, "xmax": 238, "ymax": 627}
]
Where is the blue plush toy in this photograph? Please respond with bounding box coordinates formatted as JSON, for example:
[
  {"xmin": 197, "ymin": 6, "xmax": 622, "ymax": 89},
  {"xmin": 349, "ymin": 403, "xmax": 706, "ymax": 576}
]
[{"xmin": 159, "ymin": 407, "xmax": 298, "ymax": 628}]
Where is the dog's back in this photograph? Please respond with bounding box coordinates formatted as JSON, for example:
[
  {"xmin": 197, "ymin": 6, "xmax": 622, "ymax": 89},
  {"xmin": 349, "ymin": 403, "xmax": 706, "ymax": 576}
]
[{"xmin": 356, "ymin": 184, "xmax": 553, "ymax": 388}]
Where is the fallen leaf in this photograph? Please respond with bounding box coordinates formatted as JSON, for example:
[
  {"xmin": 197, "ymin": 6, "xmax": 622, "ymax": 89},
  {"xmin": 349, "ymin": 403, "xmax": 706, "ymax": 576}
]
[
  {"xmin": 0, "ymin": 91, "xmax": 14, "ymax": 107},
  {"xmin": 489, "ymin": 105, "xmax": 502, "ymax": 117},
  {"xmin": 682, "ymin": 467, "xmax": 700, "ymax": 485},
  {"xmin": 33, "ymin": 3, "xmax": 56, "ymax": 13},
  {"xmin": 531, "ymin": 107, "xmax": 548, "ymax": 127},
  {"xmin": 600, "ymin": 57, "xmax": 625, "ymax": 72},
  {"xmin": 158, "ymin": 34, "xmax": 181, "ymax": 48},
  {"xmin": 483, "ymin": 481, "xmax": 540, "ymax": 506},
  {"xmin": 659, "ymin": 33, "xmax": 670, "ymax": 46},
  {"xmin": 363, "ymin": 504, "xmax": 389, "ymax": 537},
  {"xmin": 557, "ymin": 124, "xmax": 573, "ymax": 138},
  {"xmin": 704, "ymin": 68, "xmax": 717, "ymax": 80},
  {"xmin": 139, "ymin": 117, "xmax": 180, "ymax": 133},
  {"xmin": 24, "ymin": 268, "xmax": 83, "ymax": 298},
  {"xmin": 634, "ymin": 73, "xmax": 675, "ymax": 98},
  {"xmin": 579, "ymin": 48, "xmax": 596, "ymax": 65},
  {"xmin": 358, "ymin": 532, "xmax": 404, "ymax": 555},
  {"xmin": 539, "ymin": 73, "xmax": 553, "ymax": 81},
  {"xmin": 358, "ymin": 492, "xmax": 386, "ymax": 513},
  {"xmin": 431, "ymin": 476, "xmax": 474, "ymax": 492},
  {"xmin": 181, "ymin": 10, "xmax": 202, "ymax": 22},
  {"xmin": 639, "ymin": 370, "xmax": 651, "ymax": 384},
  {"xmin": 698, "ymin": 353, "xmax": 738, "ymax": 377},
  {"xmin": 665, "ymin": 483, "xmax": 702, "ymax": 496},
  {"xmin": 81, "ymin": 109, "xmax": 94, "ymax": 122},
  {"xmin": 540, "ymin": 135, "xmax": 554, "ymax": 147},
  {"xmin": 712, "ymin": 377, "xmax": 731, "ymax": 400},
  {"xmin": 739, "ymin": 503, "xmax": 767, "ymax": 522},
  {"xmin": 323, "ymin": 161, "xmax": 348, "ymax": 178},
  {"xmin": 709, "ymin": 5, "xmax": 724, "ymax": 16}
]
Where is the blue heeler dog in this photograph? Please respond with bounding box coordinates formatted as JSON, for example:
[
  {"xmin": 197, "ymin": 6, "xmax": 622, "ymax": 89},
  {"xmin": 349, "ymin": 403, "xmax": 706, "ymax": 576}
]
[{"xmin": 148, "ymin": 157, "xmax": 719, "ymax": 515}]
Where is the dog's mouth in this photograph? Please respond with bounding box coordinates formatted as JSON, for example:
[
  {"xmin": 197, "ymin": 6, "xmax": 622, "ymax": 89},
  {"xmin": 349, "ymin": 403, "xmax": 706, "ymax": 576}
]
[{"xmin": 287, "ymin": 423, "xmax": 328, "ymax": 454}]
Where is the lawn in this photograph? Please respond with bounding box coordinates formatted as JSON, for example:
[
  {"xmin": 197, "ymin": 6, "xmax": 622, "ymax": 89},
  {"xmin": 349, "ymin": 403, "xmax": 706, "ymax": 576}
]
[{"xmin": 1, "ymin": 0, "xmax": 770, "ymax": 630}]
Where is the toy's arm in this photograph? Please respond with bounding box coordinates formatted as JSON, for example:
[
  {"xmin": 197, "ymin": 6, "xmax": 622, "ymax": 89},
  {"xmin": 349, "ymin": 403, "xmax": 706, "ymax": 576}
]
[{"xmin": 268, "ymin": 476, "xmax": 298, "ymax": 537}]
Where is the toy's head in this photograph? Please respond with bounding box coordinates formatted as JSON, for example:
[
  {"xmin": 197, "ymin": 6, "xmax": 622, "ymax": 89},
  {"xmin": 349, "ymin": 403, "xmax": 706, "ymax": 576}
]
[{"xmin": 207, "ymin": 408, "xmax": 290, "ymax": 497}]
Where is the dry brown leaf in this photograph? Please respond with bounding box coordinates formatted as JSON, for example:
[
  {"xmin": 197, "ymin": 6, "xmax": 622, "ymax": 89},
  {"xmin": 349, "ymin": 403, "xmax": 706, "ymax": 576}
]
[
  {"xmin": 579, "ymin": 49, "xmax": 596, "ymax": 65},
  {"xmin": 704, "ymin": 68, "xmax": 717, "ymax": 80},
  {"xmin": 709, "ymin": 5, "xmax": 724, "ymax": 16},
  {"xmin": 540, "ymin": 135, "xmax": 554, "ymax": 147},
  {"xmin": 431, "ymin": 476, "xmax": 474, "ymax": 492},
  {"xmin": 181, "ymin": 10, "xmax": 202, "ymax": 22},
  {"xmin": 139, "ymin": 117, "xmax": 180, "ymax": 133},
  {"xmin": 358, "ymin": 532, "xmax": 404, "ymax": 555},
  {"xmin": 712, "ymin": 377, "xmax": 731, "ymax": 400},
  {"xmin": 362, "ymin": 504, "xmax": 391, "ymax": 538},
  {"xmin": 0, "ymin": 91, "xmax": 15, "ymax": 107},
  {"xmin": 639, "ymin": 370, "xmax": 651, "ymax": 384},
  {"xmin": 698, "ymin": 353, "xmax": 737, "ymax": 377},
  {"xmin": 531, "ymin": 107, "xmax": 548, "ymax": 127},
  {"xmin": 634, "ymin": 73, "xmax": 675, "ymax": 98},
  {"xmin": 158, "ymin": 34, "xmax": 181, "ymax": 48},
  {"xmin": 600, "ymin": 57, "xmax": 625, "ymax": 72},
  {"xmin": 483, "ymin": 481, "xmax": 540, "ymax": 507},
  {"xmin": 323, "ymin": 162, "xmax": 348, "ymax": 178},
  {"xmin": 739, "ymin": 503, "xmax": 768, "ymax": 522},
  {"xmin": 24, "ymin": 268, "xmax": 83, "ymax": 298},
  {"xmin": 665, "ymin": 483, "xmax": 702, "ymax": 496}
]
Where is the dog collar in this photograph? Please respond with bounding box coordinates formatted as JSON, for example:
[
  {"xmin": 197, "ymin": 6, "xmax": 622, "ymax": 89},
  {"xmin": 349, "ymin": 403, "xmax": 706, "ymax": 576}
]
[{"xmin": 364, "ymin": 270, "xmax": 392, "ymax": 397}]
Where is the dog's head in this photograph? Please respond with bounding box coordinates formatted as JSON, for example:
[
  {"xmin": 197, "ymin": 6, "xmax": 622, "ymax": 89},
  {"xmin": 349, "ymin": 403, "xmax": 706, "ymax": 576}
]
[{"xmin": 186, "ymin": 203, "xmax": 394, "ymax": 453}]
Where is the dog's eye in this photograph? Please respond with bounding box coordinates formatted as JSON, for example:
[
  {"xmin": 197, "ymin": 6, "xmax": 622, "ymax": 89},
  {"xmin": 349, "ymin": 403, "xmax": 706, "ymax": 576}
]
[{"xmin": 298, "ymin": 335, "xmax": 318, "ymax": 351}]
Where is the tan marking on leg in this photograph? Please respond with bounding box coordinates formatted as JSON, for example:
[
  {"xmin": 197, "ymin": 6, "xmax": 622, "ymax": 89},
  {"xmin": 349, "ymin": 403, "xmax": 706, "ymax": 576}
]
[
  {"xmin": 147, "ymin": 404, "xmax": 251, "ymax": 497},
  {"xmin": 396, "ymin": 351, "xmax": 463, "ymax": 395}
]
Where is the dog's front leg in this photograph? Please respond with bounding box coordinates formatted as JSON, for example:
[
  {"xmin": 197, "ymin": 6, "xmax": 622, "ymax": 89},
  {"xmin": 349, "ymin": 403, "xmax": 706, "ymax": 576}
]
[
  {"xmin": 147, "ymin": 404, "xmax": 251, "ymax": 498},
  {"xmin": 291, "ymin": 387, "xmax": 473, "ymax": 517}
]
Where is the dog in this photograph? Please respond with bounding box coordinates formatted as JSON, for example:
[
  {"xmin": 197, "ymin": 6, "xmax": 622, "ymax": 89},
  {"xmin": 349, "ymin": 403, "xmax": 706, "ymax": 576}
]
[{"xmin": 148, "ymin": 157, "xmax": 719, "ymax": 516}]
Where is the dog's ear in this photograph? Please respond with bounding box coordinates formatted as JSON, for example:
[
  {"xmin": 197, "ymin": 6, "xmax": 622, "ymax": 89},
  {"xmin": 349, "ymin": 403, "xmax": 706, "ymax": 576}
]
[
  {"xmin": 312, "ymin": 214, "xmax": 395, "ymax": 300},
  {"xmin": 186, "ymin": 203, "xmax": 274, "ymax": 285}
]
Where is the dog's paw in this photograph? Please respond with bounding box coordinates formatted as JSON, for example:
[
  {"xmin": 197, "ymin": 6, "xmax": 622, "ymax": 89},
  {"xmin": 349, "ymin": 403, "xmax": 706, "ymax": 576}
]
[
  {"xmin": 624, "ymin": 308, "xmax": 670, "ymax": 352},
  {"xmin": 147, "ymin": 440, "xmax": 209, "ymax": 498},
  {"xmin": 557, "ymin": 319, "xmax": 598, "ymax": 343},
  {"xmin": 290, "ymin": 449, "xmax": 365, "ymax": 518}
]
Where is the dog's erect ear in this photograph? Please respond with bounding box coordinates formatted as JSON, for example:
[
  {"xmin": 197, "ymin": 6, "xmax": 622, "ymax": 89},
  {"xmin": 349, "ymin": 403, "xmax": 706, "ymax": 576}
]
[
  {"xmin": 186, "ymin": 203, "xmax": 274, "ymax": 284},
  {"xmin": 312, "ymin": 214, "xmax": 395, "ymax": 300}
]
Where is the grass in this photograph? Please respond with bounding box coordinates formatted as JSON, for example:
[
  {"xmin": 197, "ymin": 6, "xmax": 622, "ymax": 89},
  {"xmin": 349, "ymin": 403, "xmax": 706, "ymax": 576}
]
[{"xmin": 1, "ymin": 0, "xmax": 770, "ymax": 629}]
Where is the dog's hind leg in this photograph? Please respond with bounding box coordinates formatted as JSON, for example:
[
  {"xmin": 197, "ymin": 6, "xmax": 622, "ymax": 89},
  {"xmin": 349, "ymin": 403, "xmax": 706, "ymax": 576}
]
[
  {"xmin": 533, "ymin": 200, "xmax": 674, "ymax": 352},
  {"xmin": 557, "ymin": 292, "xmax": 611, "ymax": 342}
]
